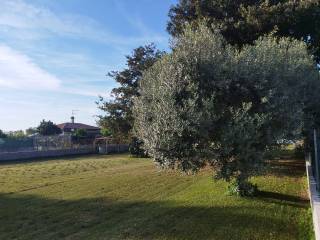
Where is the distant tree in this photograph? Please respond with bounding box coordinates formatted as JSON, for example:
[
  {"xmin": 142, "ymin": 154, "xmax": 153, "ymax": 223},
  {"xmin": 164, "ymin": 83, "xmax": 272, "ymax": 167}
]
[
  {"xmin": 167, "ymin": 0, "xmax": 320, "ymax": 63},
  {"xmin": 26, "ymin": 127, "xmax": 38, "ymax": 136},
  {"xmin": 0, "ymin": 130, "xmax": 7, "ymax": 138},
  {"xmin": 134, "ymin": 24, "xmax": 319, "ymax": 196},
  {"xmin": 37, "ymin": 120, "xmax": 62, "ymax": 136},
  {"xmin": 7, "ymin": 130, "xmax": 25, "ymax": 138},
  {"xmin": 100, "ymin": 128, "xmax": 111, "ymax": 137},
  {"xmin": 97, "ymin": 44, "xmax": 164, "ymax": 144},
  {"xmin": 74, "ymin": 129, "xmax": 87, "ymax": 138}
]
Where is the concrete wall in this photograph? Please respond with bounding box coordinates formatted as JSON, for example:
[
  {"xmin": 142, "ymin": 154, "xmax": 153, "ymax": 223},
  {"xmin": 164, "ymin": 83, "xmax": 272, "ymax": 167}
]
[
  {"xmin": 97, "ymin": 144, "xmax": 129, "ymax": 154},
  {"xmin": 0, "ymin": 147, "xmax": 95, "ymax": 162},
  {"xmin": 306, "ymin": 155, "xmax": 320, "ymax": 240},
  {"xmin": 0, "ymin": 144, "xmax": 130, "ymax": 162}
]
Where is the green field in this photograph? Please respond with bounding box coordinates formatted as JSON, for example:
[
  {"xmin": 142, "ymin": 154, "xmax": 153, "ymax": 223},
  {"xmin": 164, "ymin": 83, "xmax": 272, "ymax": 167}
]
[{"xmin": 0, "ymin": 154, "xmax": 313, "ymax": 240}]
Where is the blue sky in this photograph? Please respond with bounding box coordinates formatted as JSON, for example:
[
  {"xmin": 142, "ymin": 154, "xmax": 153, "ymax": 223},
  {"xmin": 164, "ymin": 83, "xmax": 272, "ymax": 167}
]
[{"xmin": 0, "ymin": 0, "xmax": 176, "ymax": 131}]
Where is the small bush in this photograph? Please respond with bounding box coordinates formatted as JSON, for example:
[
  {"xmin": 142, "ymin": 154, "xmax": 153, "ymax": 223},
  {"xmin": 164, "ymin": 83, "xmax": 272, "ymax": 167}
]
[
  {"xmin": 227, "ymin": 180, "xmax": 258, "ymax": 197},
  {"xmin": 129, "ymin": 137, "xmax": 148, "ymax": 157}
]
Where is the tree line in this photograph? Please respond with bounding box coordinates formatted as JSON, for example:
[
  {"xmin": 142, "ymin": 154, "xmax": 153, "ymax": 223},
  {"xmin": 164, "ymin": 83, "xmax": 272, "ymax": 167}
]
[
  {"xmin": 0, "ymin": 120, "xmax": 61, "ymax": 138},
  {"xmin": 0, "ymin": 120, "xmax": 101, "ymax": 138}
]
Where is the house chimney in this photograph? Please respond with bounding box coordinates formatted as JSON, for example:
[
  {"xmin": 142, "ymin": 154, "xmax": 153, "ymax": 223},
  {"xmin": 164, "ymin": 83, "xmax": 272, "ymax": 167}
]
[{"xmin": 71, "ymin": 116, "xmax": 75, "ymax": 124}]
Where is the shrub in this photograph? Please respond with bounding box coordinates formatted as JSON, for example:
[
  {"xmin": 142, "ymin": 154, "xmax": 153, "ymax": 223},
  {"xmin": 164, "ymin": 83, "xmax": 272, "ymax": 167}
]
[{"xmin": 129, "ymin": 137, "xmax": 147, "ymax": 157}]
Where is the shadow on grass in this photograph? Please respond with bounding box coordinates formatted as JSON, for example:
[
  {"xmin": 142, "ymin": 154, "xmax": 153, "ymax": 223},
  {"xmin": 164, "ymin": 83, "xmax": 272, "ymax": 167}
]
[
  {"xmin": 0, "ymin": 153, "xmax": 131, "ymax": 166},
  {"xmin": 254, "ymin": 158, "xmax": 309, "ymax": 209},
  {"xmin": 0, "ymin": 193, "xmax": 295, "ymax": 240},
  {"xmin": 0, "ymin": 153, "xmax": 96, "ymax": 166},
  {"xmin": 256, "ymin": 191, "xmax": 309, "ymax": 209}
]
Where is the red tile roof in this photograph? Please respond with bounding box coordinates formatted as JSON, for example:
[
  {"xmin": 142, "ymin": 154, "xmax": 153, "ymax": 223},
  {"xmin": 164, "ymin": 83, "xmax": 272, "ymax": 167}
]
[{"xmin": 57, "ymin": 122, "xmax": 100, "ymax": 130}]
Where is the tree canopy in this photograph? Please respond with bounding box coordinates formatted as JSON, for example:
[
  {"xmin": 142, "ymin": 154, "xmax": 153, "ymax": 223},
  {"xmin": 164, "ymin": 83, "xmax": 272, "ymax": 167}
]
[
  {"xmin": 37, "ymin": 120, "xmax": 62, "ymax": 136},
  {"xmin": 100, "ymin": 128, "xmax": 111, "ymax": 137},
  {"xmin": 6, "ymin": 130, "xmax": 25, "ymax": 138},
  {"xmin": 74, "ymin": 129, "xmax": 87, "ymax": 138},
  {"xmin": 25, "ymin": 127, "xmax": 38, "ymax": 136},
  {"xmin": 167, "ymin": 0, "xmax": 320, "ymax": 63},
  {"xmin": 134, "ymin": 24, "xmax": 319, "ymax": 195},
  {"xmin": 0, "ymin": 130, "xmax": 7, "ymax": 138},
  {"xmin": 97, "ymin": 44, "xmax": 164, "ymax": 143}
]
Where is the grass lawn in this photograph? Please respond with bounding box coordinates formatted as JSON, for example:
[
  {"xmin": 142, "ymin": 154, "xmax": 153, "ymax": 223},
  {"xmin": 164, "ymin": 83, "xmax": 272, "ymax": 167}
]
[{"xmin": 0, "ymin": 154, "xmax": 314, "ymax": 240}]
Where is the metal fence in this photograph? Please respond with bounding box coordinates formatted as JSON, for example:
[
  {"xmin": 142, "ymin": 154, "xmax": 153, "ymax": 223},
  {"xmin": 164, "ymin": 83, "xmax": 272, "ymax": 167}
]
[
  {"xmin": 33, "ymin": 135, "xmax": 72, "ymax": 151},
  {"xmin": 0, "ymin": 147, "xmax": 95, "ymax": 162},
  {"xmin": 0, "ymin": 135, "xmax": 87, "ymax": 153},
  {"xmin": 0, "ymin": 137, "xmax": 34, "ymax": 152},
  {"xmin": 0, "ymin": 135, "xmax": 129, "ymax": 162}
]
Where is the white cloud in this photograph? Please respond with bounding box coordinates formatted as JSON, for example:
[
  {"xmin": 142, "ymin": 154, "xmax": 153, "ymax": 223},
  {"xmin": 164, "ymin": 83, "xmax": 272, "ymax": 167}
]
[
  {"xmin": 0, "ymin": 44, "xmax": 61, "ymax": 90},
  {"xmin": 113, "ymin": 0, "xmax": 154, "ymax": 36},
  {"xmin": 34, "ymin": 51, "xmax": 114, "ymax": 80},
  {"xmin": 0, "ymin": 0, "xmax": 168, "ymax": 95},
  {"xmin": 61, "ymin": 86, "xmax": 112, "ymax": 98},
  {"xmin": 0, "ymin": 0, "xmax": 167, "ymax": 46},
  {"xmin": 0, "ymin": 44, "xmax": 113, "ymax": 98},
  {"xmin": 0, "ymin": 0, "xmax": 97, "ymax": 34}
]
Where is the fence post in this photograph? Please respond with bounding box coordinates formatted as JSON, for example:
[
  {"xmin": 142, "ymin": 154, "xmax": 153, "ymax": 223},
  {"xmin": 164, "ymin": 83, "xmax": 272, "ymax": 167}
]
[{"xmin": 314, "ymin": 129, "xmax": 320, "ymax": 190}]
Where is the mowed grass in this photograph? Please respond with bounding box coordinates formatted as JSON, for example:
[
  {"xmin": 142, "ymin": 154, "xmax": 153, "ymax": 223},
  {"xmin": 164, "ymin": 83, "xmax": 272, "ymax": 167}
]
[{"xmin": 0, "ymin": 154, "xmax": 314, "ymax": 240}]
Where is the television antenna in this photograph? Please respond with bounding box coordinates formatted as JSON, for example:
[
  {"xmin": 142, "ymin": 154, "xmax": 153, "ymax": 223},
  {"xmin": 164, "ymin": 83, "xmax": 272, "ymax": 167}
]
[
  {"xmin": 70, "ymin": 109, "xmax": 79, "ymax": 124},
  {"xmin": 71, "ymin": 109, "xmax": 79, "ymax": 117}
]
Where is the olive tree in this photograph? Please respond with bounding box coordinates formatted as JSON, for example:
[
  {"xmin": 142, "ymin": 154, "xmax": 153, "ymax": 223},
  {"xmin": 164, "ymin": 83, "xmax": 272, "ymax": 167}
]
[{"xmin": 134, "ymin": 24, "xmax": 319, "ymax": 196}]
